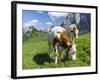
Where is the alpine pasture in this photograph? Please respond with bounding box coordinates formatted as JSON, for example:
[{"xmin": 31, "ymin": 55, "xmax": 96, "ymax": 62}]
[{"xmin": 22, "ymin": 30, "xmax": 91, "ymax": 69}]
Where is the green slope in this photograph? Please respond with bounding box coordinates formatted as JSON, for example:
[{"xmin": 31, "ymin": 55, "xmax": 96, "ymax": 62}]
[{"xmin": 22, "ymin": 32, "xmax": 91, "ymax": 69}]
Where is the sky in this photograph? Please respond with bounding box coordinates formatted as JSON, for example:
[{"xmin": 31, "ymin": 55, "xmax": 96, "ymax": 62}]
[{"xmin": 22, "ymin": 10, "xmax": 68, "ymax": 31}]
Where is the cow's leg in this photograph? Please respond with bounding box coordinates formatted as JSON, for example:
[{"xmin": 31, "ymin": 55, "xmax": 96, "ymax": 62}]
[
  {"xmin": 58, "ymin": 46, "xmax": 62, "ymax": 63},
  {"xmin": 66, "ymin": 47, "xmax": 70, "ymax": 60},
  {"xmin": 58, "ymin": 52, "xmax": 61, "ymax": 63},
  {"xmin": 71, "ymin": 43, "xmax": 76, "ymax": 60},
  {"xmin": 55, "ymin": 44, "xmax": 59, "ymax": 64}
]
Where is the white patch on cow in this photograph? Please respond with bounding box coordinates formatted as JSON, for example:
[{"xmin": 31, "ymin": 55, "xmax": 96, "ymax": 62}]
[
  {"xmin": 55, "ymin": 44, "xmax": 58, "ymax": 64},
  {"xmin": 56, "ymin": 32, "xmax": 61, "ymax": 38},
  {"xmin": 67, "ymin": 42, "xmax": 71, "ymax": 46},
  {"xmin": 51, "ymin": 26, "xmax": 65, "ymax": 37}
]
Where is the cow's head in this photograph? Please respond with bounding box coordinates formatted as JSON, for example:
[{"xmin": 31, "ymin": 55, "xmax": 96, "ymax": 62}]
[{"xmin": 71, "ymin": 27, "xmax": 79, "ymax": 39}]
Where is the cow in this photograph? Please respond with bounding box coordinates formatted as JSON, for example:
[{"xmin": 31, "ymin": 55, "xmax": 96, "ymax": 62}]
[{"xmin": 47, "ymin": 26, "xmax": 76, "ymax": 64}]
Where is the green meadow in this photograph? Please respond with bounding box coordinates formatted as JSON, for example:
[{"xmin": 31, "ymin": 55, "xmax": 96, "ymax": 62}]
[{"xmin": 22, "ymin": 32, "xmax": 91, "ymax": 69}]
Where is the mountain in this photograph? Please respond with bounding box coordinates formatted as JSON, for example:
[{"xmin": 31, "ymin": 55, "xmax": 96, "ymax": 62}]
[{"xmin": 61, "ymin": 13, "xmax": 91, "ymax": 34}]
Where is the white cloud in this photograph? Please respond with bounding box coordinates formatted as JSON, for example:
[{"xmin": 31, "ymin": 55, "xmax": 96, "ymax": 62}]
[
  {"xmin": 23, "ymin": 19, "xmax": 38, "ymax": 27},
  {"xmin": 50, "ymin": 16, "xmax": 55, "ymax": 21},
  {"xmin": 31, "ymin": 19, "xmax": 38, "ymax": 23},
  {"xmin": 48, "ymin": 12, "xmax": 68, "ymax": 21},
  {"xmin": 23, "ymin": 19, "xmax": 39, "ymax": 33},
  {"xmin": 23, "ymin": 23, "xmax": 30, "ymax": 27},
  {"xmin": 37, "ymin": 11, "xmax": 44, "ymax": 14},
  {"xmin": 46, "ymin": 22, "xmax": 52, "ymax": 26},
  {"xmin": 48, "ymin": 12, "xmax": 68, "ymax": 17}
]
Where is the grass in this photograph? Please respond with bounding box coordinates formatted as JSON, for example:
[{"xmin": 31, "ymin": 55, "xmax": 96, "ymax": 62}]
[{"xmin": 22, "ymin": 32, "xmax": 91, "ymax": 69}]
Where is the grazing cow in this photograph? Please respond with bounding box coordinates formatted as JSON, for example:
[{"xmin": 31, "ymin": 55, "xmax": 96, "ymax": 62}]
[
  {"xmin": 65, "ymin": 24, "xmax": 79, "ymax": 60},
  {"xmin": 47, "ymin": 26, "xmax": 76, "ymax": 64},
  {"xmin": 53, "ymin": 31, "xmax": 73, "ymax": 63}
]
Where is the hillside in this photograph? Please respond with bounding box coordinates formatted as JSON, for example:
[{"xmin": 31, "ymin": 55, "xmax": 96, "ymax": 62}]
[{"xmin": 22, "ymin": 32, "xmax": 91, "ymax": 69}]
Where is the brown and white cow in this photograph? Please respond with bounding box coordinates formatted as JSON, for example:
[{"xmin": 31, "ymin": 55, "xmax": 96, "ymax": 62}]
[
  {"xmin": 47, "ymin": 26, "xmax": 76, "ymax": 64},
  {"xmin": 53, "ymin": 31, "xmax": 73, "ymax": 63}
]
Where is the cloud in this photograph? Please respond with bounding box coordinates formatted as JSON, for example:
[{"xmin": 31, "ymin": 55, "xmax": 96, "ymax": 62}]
[
  {"xmin": 48, "ymin": 12, "xmax": 68, "ymax": 17},
  {"xmin": 37, "ymin": 11, "xmax": 44, "ymax": 14},
  {"xmin": 50, "ymin": 16, "xmax": 55, "ymax": 21},
  {"xmin": 30, "ymin": 19, "xmax": 38, "ymax": 23},
  {"xmin": 23, "ymin": 19, "xmax": 39, "ymax": 33},
  {"xmin": 48, "ymin": 12, "xmax": 68, "ymax": 21},
  {"xmin": 46, "ymin": 22, "xmax": 52, "ymax": 26},
  {"xmin": 23, "ymin": 19, "xmax": 38, "ymax": 27}
]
